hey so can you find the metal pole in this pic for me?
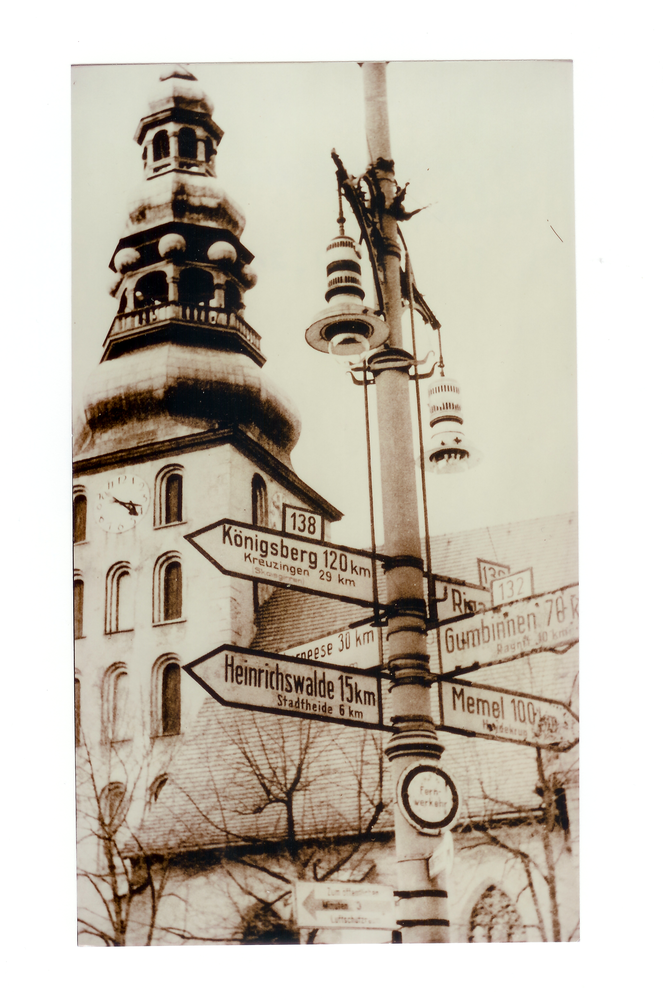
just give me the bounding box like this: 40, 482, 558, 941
361, 62, 451, 944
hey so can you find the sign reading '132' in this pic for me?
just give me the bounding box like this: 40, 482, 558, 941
440, 584, 579, 674
182, 644, 383, 729
185, 518, 381, 607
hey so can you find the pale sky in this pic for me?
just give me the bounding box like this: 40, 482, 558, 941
73, 61, 577, 550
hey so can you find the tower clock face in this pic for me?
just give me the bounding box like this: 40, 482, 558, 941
95, 473, 150, 533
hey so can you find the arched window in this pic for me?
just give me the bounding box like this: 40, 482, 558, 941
224, 282, 241, 313
105, 562, 132, 633
74, 576, 84, 639
165, 473, 183, 523
178, 267, 214, 307
153, 553, 184, 623
104, 666, 131, 743
134, 270, 168, 309
164, 562, 182, 620
73, 492, 87, 543
178, 127, 197, 159
204, 137, 214, 163
252, 475, 269, 613
149, 774, 169, 804
162, 663, 181, 735
100, 782, 126, 832
468, 886, 526, 943
74, 678, 81, 747
119, 289, 128, 313
252, 475, 268, 527
154, 465, 184, 527
153, 130, 170, 161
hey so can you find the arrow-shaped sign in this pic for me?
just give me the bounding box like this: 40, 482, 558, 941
182, 644, 384, 730
438, 676, 578, 752
438, 583, 579, 674
186, 518, 383, 608
294, 881, 396, 930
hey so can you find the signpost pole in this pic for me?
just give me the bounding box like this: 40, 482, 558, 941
362, 63, 450, 944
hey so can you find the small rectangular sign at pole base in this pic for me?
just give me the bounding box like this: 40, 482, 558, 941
294, 881, 397, 930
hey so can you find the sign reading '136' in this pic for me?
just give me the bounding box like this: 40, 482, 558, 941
185, 518, 381, 607
440, 584, 579, 674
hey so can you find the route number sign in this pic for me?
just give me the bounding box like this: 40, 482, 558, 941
282, 503, 323, 542
491, 568, 533, 606
477, 559, 510, 588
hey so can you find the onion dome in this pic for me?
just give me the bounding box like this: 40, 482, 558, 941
75, 344, 301, 467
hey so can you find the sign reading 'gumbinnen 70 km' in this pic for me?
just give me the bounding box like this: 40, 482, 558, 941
182, 644, 384, 729
440, 584, 579, 674
185, 519, 381, 607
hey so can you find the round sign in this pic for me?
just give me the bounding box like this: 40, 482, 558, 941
397, 763, 460, 836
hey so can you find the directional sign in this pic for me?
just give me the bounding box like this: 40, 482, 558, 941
491, 568, 533, 606
186, 518, 381, 608
439, 583, 579, 674
182, 644, 384, 730
434, 574, 492, 619
294, 881, 396, 931
438, 677, 579, 751
282, 621, 382, 670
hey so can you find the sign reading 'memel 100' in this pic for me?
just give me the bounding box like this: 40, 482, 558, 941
185, 518, 382, 608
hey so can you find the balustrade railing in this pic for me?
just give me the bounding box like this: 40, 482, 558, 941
110, 302, 261, 350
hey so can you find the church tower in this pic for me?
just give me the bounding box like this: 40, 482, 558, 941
73, 66, 340, 793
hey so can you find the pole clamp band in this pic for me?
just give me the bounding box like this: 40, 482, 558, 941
382, 554, 424, 572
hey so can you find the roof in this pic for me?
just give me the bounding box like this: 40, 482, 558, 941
137, 512, 578, 854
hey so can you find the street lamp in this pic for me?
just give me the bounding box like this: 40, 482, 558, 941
303, 62, 473, 944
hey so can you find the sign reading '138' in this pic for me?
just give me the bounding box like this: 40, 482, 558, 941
185, 518, 381, 607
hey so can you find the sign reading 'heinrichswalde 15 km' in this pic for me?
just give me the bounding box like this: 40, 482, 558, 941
185, 518, 381, 607
182, 645, 383, 729
440, 583, 579, 674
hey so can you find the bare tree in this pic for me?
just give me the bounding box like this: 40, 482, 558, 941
458, 745, 578, 942
154, 715, 390, 945
76, 742, 179, 947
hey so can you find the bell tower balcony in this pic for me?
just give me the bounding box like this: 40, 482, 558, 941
101, 299, 264, 365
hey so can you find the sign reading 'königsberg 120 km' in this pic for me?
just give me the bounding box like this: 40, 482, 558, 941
186, 518, 381, 607
440, 584, 579, 674
183, 644, 384, 730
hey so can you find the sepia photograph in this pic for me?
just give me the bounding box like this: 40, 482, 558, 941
72, 59, 579, 947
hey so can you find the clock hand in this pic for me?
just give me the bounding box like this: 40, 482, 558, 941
111, 497, 141, 516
